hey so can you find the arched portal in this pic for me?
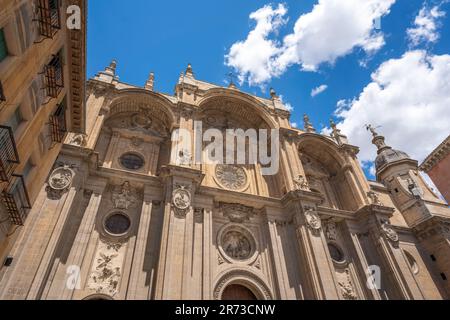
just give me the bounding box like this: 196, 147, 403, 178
222, 284, 258, 300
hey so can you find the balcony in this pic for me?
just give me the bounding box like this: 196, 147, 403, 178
35, 0, 61, 39
1, 175, 31, 226
50, 103, 67, 143
0, 126, 20, 183
43, 54, 64, 98
0, 80, 5, 103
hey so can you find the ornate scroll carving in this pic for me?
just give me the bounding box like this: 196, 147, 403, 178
220, 203, 254, 223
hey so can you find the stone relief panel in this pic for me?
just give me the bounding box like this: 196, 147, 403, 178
112, 181, 137, 210
87, 240, 126, 297
217, 224, 258, 265
336, 269, 358, 300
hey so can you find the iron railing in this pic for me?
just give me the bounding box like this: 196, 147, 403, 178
43, 54, 64, 98
1, 174, 31, 226
50, 103, 67, 143
0, 126, 20, 183
35, 0, 61, 39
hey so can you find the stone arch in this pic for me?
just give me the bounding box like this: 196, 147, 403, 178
198, 89, 278, 130
82, 293, 114, 300
298, 134, 359, 210
213, 269, 273, 300
105, 90, 176, 135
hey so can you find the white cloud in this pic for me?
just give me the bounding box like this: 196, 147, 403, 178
291, 122, 298, 128
407, 5, 446, 46
226, 0, 396, 85
225, 4, 287, 86
334, 50, 450, 167
311, 84, 328, 97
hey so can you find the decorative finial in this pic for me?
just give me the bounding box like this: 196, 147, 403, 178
227, 72, 237, 89
270, 88, 278, 99
145, 72, 155, 91
303, 114, 316, 133
366, 124, 390, 153
104, 59, 117, 76
329, 119, 348, 145
185, 63, 194, 77
365, 124, 380, 137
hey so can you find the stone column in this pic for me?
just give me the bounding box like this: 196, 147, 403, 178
292, 202, 340, 299
357, 206, 424, 300
126, 186, 157, 300
43, 181, 106, 300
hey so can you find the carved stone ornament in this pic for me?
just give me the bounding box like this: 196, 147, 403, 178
178, 149, 192, 166
88, 240, 125, 297
215, 164, 248, 191
381, 221, 399, 243
220, 203, 254, 223
326, 221, 338, 241
218, 224, 258, 264
367, 191, 383, 206
304, 206, 322, 231
112, 181, 137, 210
222, 230, 253, 261
46, 166, 75, 199
70, 133, 87, 147
172, 185, 191, 216
338, 269, 358, 300
293, 174, 310, 191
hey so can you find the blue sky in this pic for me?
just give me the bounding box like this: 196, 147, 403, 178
87, 0, 450, 178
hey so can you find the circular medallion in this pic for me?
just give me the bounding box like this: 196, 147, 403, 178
215, 165, 248, 191
49, 167, 74, 190
172, 187, 191, 210
218, 224, 257, 264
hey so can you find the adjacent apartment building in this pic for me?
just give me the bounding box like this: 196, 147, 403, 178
420, 135, 450, 204
0, 0, 86, 265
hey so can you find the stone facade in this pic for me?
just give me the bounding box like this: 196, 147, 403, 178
0, 0, 87, 266
0, 62, 449, 300
420, 135, 450, 204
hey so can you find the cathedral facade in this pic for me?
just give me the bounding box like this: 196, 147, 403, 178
0, 61, 449, 300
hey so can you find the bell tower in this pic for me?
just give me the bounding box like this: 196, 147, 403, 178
368, 125, 450, 297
